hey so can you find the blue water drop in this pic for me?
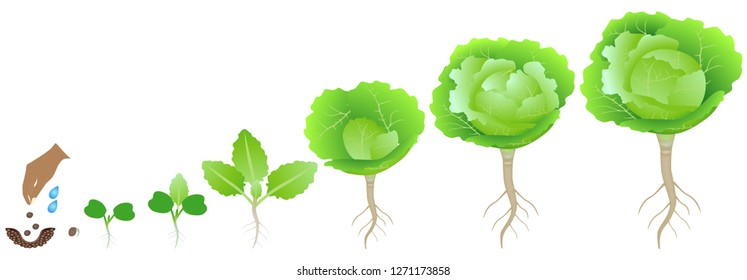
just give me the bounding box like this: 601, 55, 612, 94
49, 186, 59, 199
48, 200, 58, 213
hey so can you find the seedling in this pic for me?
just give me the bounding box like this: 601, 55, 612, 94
148, 173, 207, 248
83, 199, 135, 248
202, 129, 317, 248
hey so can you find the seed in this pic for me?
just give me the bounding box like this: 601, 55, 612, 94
68, 227, 78, 237
32, 224, 39, 230
24, 230, 31, 236
26, 212, 33, 218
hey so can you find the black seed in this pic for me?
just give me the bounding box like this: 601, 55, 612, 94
68, 227, 77, 237
32, 224, 39, 230
26, 212, 33, 218
24, 230, 31, 236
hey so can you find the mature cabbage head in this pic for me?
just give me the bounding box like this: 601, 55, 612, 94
602, 32, 706, 120
450, 58, 559, 136
583, 12, 742, 134
432, 38, 574, 149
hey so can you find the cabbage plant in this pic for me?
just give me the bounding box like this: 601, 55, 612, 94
431, 38, 574, 247
582, 12, 742, 248
305, 81, 424, 248
202, 129, 318, 248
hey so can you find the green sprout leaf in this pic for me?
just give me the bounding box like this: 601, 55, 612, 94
182, 194, 208, 216
84, 199, 106, 219
148, 191, 174, 214
249, 183, 262, 200
232, 129, 269, 185
582, 12, 742, 134
113, 203, 135, 221
169, 173, 189, 205
202, 161, 246, 196
83, 199, 134, 248
431, 38, 574, 149
305, 81, 425, 175
266, 161, 318, 200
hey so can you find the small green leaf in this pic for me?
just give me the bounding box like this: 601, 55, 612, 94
202, 161, 246, 196
84, 199, 106, 219
148, 191, 174, 214
266, 161, 317, 200
182, 194, 207, 216
232, 129, 269, 185
169, 173, 189, 205
250, 183, 262, 199
113, 203, 135, 221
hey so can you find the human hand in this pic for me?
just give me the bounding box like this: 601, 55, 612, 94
22, 144, 69, 205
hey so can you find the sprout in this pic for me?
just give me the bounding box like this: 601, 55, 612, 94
83, 199, 135, 248
148, 173, 207, 248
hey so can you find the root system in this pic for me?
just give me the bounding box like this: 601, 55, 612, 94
639, 134, 701, 248
484, 149, 538, 248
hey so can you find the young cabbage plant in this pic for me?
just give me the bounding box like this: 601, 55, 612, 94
83, 199, 135, 248
202, 129, 317, 248
148, 173, 207, 248
305, 81, 425, 248
582, 12, 742, 248
431, 38, 574, 247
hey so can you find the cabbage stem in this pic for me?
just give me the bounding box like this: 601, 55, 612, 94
499, 149, 518, 248
350, 175, 393, 249
363, 175, 378, 249
656, 134, 677, 248
639, 134, 701, 248
482, 149, 537, 248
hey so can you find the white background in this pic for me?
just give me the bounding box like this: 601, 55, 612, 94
0, 0, 745, 279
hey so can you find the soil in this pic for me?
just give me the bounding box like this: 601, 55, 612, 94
6, 228, 55, 248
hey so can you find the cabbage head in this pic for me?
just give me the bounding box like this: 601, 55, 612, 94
305, 81, 425, 175
582, 12, 742, 133
431, 38, 574, 149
